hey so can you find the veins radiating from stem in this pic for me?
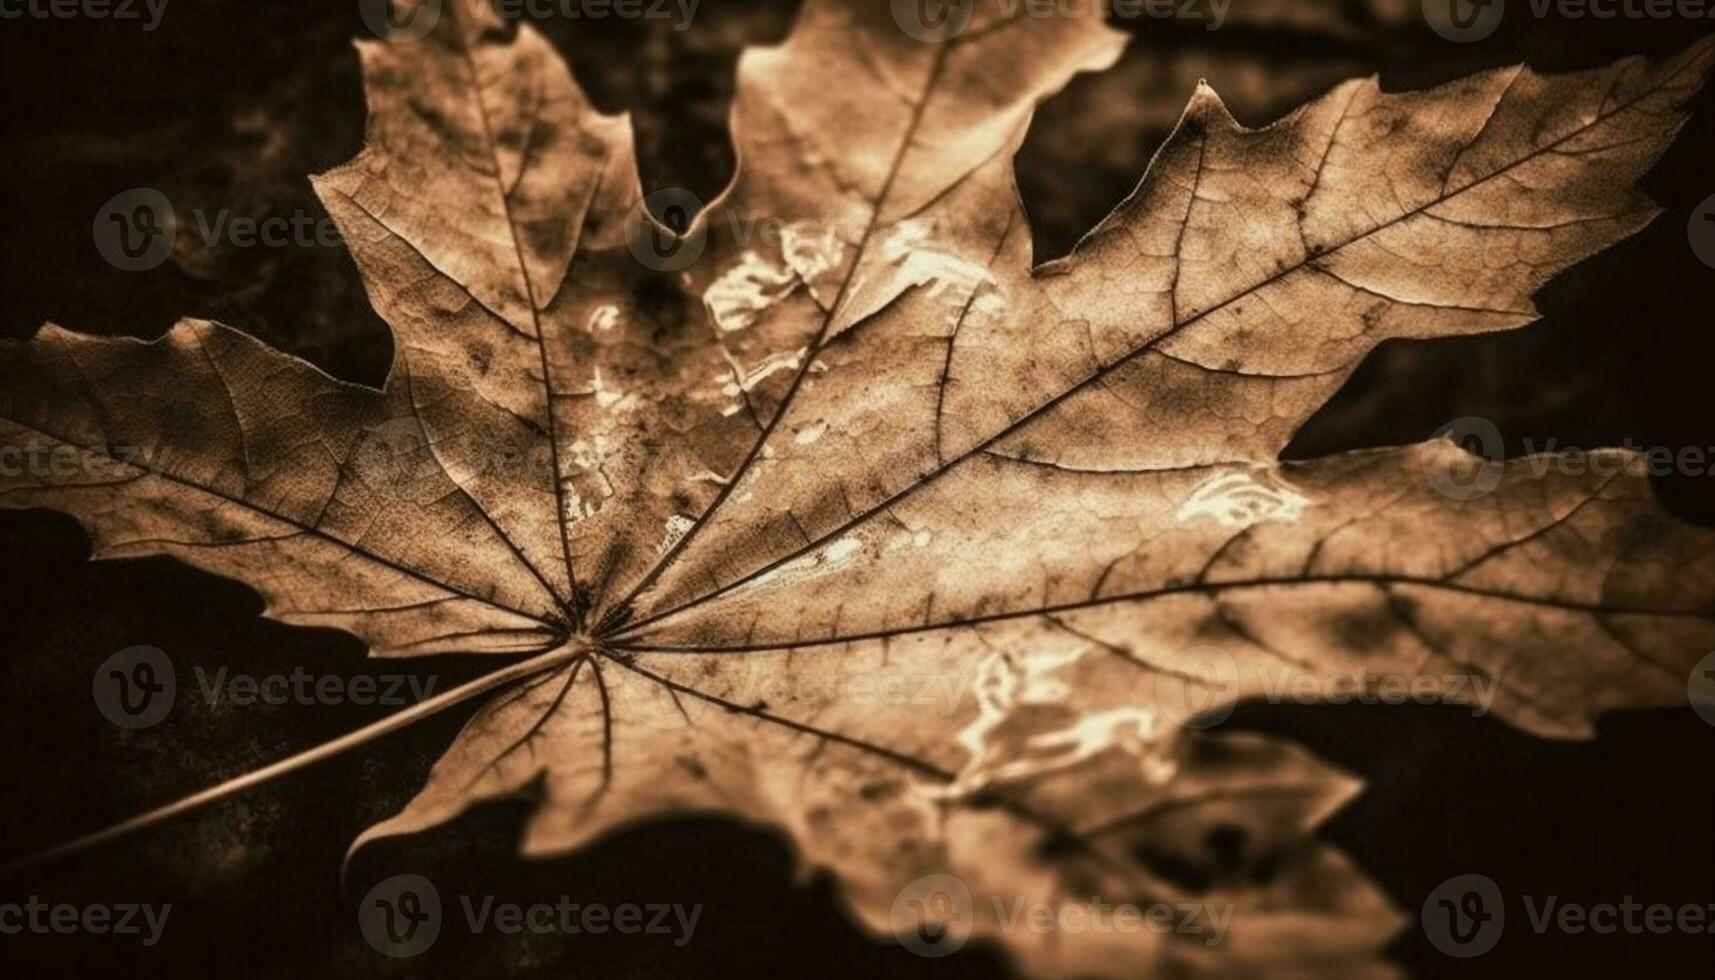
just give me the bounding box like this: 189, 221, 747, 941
601, 41, 959, 623
609, 572, 1708, 681
604, 51, 1708, 643
473, 654, 590, 786
451, 0, 585, 628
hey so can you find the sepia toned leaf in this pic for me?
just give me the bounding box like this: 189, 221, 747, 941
3, 1, 1710, 974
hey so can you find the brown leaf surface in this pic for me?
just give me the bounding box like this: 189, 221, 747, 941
3, 1, 1711, 975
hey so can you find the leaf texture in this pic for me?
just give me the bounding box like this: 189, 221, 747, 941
4, 1, 1712, 975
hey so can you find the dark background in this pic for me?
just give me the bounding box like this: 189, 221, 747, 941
1, 1, 1711, 976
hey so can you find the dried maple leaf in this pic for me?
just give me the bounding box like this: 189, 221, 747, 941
4, 1, 1713, 975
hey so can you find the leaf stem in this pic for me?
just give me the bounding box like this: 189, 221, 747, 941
2, 644, 586, 874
